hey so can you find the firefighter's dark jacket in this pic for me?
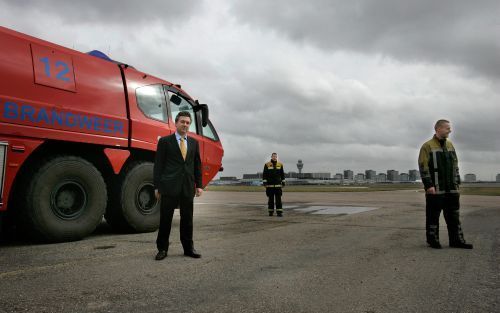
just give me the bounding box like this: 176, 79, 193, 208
418, 135, 460, 194
262, 161, 285, 187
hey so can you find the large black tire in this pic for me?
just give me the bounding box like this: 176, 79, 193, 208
105, 162, 160, 233
23, 156, 107, 242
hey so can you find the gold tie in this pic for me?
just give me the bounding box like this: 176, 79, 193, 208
180, 137, 187, 160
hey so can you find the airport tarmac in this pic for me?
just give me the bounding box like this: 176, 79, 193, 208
0, 190, 499, 313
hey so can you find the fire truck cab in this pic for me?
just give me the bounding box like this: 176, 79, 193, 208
0, 26, 223, 242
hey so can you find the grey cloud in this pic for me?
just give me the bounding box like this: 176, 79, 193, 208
453, 117, 500, 152
1, 0, 197, 26
1, 1, 497, 179
221, 132, 423, 178
230, 0, 500, 79
208, 59, 499, 178
214, 68, 424, 148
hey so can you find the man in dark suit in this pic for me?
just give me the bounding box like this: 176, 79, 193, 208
154, 111, 203, 260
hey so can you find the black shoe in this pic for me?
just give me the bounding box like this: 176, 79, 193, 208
450, 242, 473, 249
277, 212, 283, 217
184, 249, 202, 258
428, 241, 442, 249
155, 250, 168, 260
269, 212, 274, 216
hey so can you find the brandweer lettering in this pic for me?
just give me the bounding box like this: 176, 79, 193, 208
2, 101, 124, 134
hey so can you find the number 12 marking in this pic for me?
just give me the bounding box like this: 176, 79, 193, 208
39, 57, 71, 82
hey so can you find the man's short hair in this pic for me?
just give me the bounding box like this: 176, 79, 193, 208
271, 152, 277, 156
434, 119, 450, 130
175, 111, 192, 123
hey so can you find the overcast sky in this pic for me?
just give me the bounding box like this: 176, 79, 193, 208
1, 0, 499, 180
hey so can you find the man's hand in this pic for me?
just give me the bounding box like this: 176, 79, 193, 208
155, 189, 161, 200
426, 187, 436, 194
196, 188, 203, 197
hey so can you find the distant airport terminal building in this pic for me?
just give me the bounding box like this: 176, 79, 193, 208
214, 158, 428, 186
464, 173, 477, 182
387, 170, 399, 181
213, 156, 495, 186
409, 170, 420, 181
343, 170, 354, 180
365, 170, 376, 180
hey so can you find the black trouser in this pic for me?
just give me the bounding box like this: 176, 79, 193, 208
425, 193, 466, 245
156, 195, 194, 252
266, 188, 283, 213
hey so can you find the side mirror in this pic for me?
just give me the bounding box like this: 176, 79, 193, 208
200, 104, 209, 127
193, 100, 209, 127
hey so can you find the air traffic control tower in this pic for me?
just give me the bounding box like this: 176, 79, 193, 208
297, 159, 303, 174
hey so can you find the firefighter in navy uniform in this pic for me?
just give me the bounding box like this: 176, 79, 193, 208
262, 153, 285, 217
418, 119, 473, 249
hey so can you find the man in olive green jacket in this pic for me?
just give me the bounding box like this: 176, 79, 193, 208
418, 119, 473, 249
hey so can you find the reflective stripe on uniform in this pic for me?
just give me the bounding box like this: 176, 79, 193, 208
434, 172, 440, 191
432, 149, 440, 191
432, 149, 439, 169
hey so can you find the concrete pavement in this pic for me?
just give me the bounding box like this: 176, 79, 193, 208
0, 190, 498, 312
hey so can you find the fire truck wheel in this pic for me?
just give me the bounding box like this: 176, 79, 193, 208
105, 162, 160, 232
24, 156, 107, 242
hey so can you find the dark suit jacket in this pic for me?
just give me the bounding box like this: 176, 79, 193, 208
154, 133, 202, 198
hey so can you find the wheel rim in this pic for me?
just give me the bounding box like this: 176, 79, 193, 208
50, 180, 87, 220
135, 182, 157, 215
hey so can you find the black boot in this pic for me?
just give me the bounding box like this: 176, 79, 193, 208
427, 224, 441, 249
450, 242, 473, 249
428, 241, 442, 249
269, 211, 274, 216
449, 225, 473, 249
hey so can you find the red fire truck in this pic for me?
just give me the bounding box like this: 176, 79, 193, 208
0, 26, 223, 242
